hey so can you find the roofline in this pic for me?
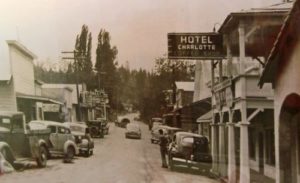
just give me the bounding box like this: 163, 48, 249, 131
219, 10, 289, 33
259, 0, 298, 87
6, 40, 37, 59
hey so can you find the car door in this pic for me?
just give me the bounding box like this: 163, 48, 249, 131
57, 126, 68, 151
10, 115, 29, 157
48, 125, 59, 151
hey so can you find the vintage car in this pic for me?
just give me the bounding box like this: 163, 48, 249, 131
86, 119, 106, 138
151, 125, 181, 144
149, 117, 163, 130
168, 132, 212, 173
28, 120, 78, 163
0, 111, 50, 168
116, 117, 130, 128
64, 122, 94, 157
125, 123, 141, 139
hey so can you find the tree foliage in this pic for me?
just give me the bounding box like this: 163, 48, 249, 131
95, 29, 118, 108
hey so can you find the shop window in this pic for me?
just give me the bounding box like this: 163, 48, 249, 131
249, 128, 256, 160
265, 129, 275, 165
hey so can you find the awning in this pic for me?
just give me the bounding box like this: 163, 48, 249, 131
197, 110, 212, 123
16, 93, 63, 105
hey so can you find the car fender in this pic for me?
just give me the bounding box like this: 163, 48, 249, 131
63, 140, 79, 155
0, 142, 15, 163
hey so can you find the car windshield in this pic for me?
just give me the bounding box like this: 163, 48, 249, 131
127, 124, 139, 131
70, 125, 86, 133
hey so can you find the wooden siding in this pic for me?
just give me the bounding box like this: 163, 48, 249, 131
0, 81, 17, 111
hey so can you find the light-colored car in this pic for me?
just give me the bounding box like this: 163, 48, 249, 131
151, 125, 181, 144
64, 122, 94, 157
28, 121, 79, 163
125, 123, 141, 139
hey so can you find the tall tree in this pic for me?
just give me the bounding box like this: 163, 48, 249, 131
74, 25, 94, 88
95, 29, 118, 109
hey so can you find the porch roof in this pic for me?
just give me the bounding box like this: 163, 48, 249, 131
259, 0, 299, 87
16, 92, 63, 105
197, 110, 212, 123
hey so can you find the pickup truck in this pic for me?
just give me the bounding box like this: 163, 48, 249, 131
0, 111, 50, 168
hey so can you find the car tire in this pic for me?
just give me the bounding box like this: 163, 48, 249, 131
90, 150, 93, 156
0, 147, 14, 166
84, 148, 90, 157
36, 146, 47, 168
64, 146, 75, 163
151, 139, 154, 144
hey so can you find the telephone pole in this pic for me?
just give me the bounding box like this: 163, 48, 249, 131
61, 50, 86, 121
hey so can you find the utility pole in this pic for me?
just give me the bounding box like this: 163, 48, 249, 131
62, 50, 86, 121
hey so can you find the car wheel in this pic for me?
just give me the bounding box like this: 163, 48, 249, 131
90, 150, 93, 156
64, 146, 75, 163
84, 148, 90, 157
36, 146, 47, 168
151, 139, 154, 144
0, 147, 14, 165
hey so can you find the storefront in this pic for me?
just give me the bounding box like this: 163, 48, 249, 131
211, 2, 291, 183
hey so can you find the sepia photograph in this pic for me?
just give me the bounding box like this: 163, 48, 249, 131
0, 0, 299, 182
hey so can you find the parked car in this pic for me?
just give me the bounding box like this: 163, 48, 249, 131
151, 125, 181, 144
149, 117, 163, 130
168, 132, 212, 173
96, 118, 109, 135
0, 111, 50, 168
116, 117, 130, 128
64, 122, 94, 157
28, 120, 78, 163
86, 120, 105, 138
125, 123, 141, 139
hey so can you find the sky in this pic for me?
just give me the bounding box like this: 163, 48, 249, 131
0, 0, 282, 71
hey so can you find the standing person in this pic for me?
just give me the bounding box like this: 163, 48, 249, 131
159, 129, 168, 168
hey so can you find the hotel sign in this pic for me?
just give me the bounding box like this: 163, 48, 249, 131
168, 33, 224, 59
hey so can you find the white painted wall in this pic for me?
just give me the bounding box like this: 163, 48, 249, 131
274, 41, 300, 183
193, 61, 211, 102
9, 45, 35, 95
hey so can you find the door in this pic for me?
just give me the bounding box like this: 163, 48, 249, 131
10, 115, 29, 157
48, 125, 59, 151
57, 126, 68, 151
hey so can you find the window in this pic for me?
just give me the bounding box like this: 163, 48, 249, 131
58, 127, 66, 134
265, 129, 275, 165
48, 126, 56, 133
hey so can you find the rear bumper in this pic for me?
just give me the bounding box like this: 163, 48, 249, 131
125, 133, 141, 139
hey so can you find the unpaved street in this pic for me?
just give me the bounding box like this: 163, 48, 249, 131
0, 119, 218, 183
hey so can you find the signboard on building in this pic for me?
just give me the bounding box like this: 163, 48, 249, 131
43, 104, 60, 112
168, 33, 224, 59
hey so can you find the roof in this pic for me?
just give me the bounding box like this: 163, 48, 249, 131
197, 110, 212, 123
16, 92, 63, 105
259, 0, 299, 87
219, 1, 292, 33
0, 111, 23, 118
42, 84, 85, 104
29, 120, 66, 128
175, 81, 194, 91
6, 40, 37, 60
0, 75, 12, 84
42, 84, 73, 92
175, 131, 203, 138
